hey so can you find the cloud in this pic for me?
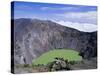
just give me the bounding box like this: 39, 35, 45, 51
62, 11, 96, 18
39, 7, 97, 32
40, 6, 79, 11
55, 11, 97, 24
15, 4, 34, 11
54, 20, 97, 32
40, 7, 51, 10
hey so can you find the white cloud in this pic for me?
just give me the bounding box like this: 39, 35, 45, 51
53, 20, 97, 32
39, 7, 97, 32
52, 11, 97, 32
55, 11, 97, 24
62, 11, 96, 18
40, 6, 79, 11
40, 7, 50, 10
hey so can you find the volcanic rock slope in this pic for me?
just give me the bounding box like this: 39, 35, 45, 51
12, 18, 97, 65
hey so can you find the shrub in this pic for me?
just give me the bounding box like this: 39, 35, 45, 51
46, 57, 71, 71
23, 64, 30, 67
68, 61, 76, 65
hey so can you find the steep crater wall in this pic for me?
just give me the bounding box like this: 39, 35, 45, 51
12, 19, 97, 65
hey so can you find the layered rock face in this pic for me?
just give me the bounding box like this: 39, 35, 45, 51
12, 18, 97, 65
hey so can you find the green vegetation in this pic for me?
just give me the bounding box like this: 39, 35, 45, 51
47, 58, 71, 71
32, 49, 82, 65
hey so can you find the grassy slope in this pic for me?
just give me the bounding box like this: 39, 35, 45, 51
32, 49, 82, 65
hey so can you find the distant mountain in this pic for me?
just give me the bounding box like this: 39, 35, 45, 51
12, 18, 97, 65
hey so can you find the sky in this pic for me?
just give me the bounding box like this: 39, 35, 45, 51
12, 1, 97, 32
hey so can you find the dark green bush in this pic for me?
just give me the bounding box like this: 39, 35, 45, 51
23, 64, 30, 67
46, 57, 71, 71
